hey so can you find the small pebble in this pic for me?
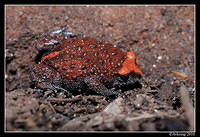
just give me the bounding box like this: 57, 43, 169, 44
157, 56, 162, 60
134, 94, 145, 109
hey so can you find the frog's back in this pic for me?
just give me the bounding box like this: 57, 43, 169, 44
42, 37, 127, 81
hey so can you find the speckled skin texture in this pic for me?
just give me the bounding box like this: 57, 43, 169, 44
30, 26, 142, 97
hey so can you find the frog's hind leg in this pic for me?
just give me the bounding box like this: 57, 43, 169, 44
35, 82, 73, 97
51, 25, 86, 38
36, 25, 85, 51
62, 31, 86, 38
50, 25, 69, 35
30, 64, 73, 97
51, 85, 74, 97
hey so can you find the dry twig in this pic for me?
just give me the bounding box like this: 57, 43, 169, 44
47, 95, 82, 103
172, 71, 195, 83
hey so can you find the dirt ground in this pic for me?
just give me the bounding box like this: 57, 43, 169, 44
5, 5, 195, 132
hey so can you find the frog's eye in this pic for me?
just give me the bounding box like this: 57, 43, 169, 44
118, 52, 142, 76
120, 74, 129, 82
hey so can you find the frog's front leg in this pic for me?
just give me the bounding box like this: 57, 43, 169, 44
84, 75, 119, 96
30, 64, 73, 97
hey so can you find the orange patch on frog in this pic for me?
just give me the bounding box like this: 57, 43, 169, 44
118, 51, 142, 75
41, 49, 66, 64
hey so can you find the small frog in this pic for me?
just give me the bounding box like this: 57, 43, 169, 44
30, 25, 142, 97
